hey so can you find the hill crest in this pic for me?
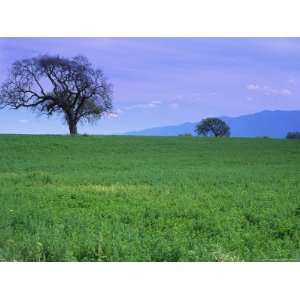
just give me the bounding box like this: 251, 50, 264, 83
125, 110, 300, 138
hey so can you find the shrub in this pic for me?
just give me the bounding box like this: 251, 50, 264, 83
286, 132, 300, 139
178, 133, 192, 137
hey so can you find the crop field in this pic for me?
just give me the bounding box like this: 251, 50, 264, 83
0, 135, 299, 261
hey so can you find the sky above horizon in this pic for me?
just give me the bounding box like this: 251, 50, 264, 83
1, 37, 300, 134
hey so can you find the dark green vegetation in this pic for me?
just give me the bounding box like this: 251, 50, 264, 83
195, 117, 230, 137
0, 135, 300, 261
287, 132, 300, 139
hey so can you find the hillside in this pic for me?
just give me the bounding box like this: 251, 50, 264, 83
0, 135, 300, 261
126, 110, 300, 138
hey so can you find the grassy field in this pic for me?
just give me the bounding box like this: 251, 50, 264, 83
0, 134, 299, 261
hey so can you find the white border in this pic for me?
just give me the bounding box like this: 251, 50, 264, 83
0, 262, 299, 299
1, 1, 300, 299
1, 0, 300, 37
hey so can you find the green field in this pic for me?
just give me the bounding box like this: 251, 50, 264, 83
0, 135, 299, 261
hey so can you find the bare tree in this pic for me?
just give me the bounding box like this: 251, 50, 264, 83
0, 55, 113, 135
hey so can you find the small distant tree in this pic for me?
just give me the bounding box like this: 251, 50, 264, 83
286, 132, 300, 139
195, 118, 230, 137
178, 133, 192, 137
0, 55, 113, 135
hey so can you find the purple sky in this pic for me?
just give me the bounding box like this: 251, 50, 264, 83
0, 37, 300, 134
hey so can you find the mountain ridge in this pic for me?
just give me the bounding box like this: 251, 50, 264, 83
125, 110, 300, 138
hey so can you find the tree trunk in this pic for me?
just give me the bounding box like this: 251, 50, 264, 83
68, 120, 78, 135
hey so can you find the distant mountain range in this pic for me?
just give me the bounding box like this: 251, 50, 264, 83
126, 110, 300, 138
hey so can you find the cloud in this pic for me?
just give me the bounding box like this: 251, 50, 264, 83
19, 119, 29, 123
246, 84, 292, 96
107, 112, 119, 118
281, 89, 292, 96
123, 100, 162, 110
148, 100, 162, 107
288, 79, 296, 85
247, 84, 260, 90
106, 109, 123, 118
263, 86, 292, 96
251, 38, 300, 55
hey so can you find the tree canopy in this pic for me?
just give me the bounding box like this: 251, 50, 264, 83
0, 55, 113, 134
195, 117, 230, 137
